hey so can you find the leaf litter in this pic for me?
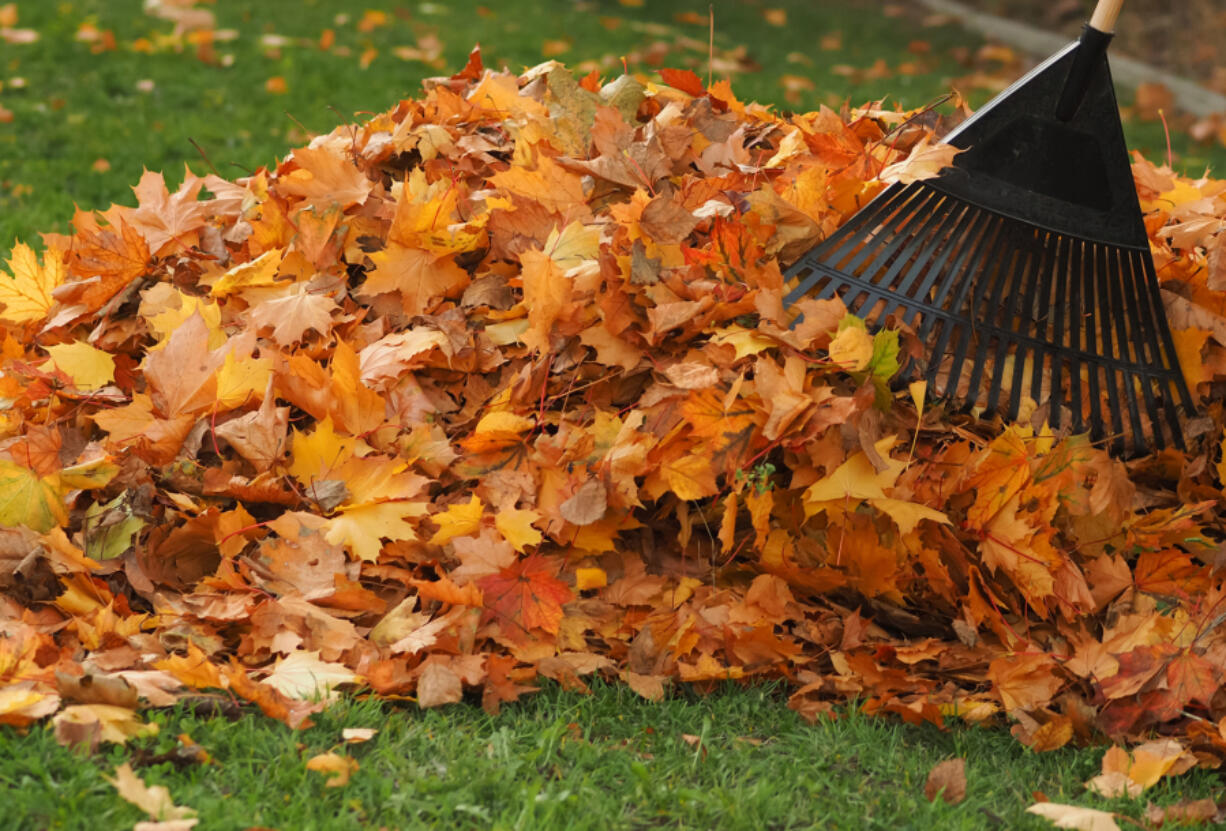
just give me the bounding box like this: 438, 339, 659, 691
2, 47, 1226, 820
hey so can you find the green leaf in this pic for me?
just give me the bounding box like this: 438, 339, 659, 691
83, 494, 146, 561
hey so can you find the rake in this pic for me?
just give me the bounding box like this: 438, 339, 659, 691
784, 0, 1196, 453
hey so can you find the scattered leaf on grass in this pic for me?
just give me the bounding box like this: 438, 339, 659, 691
923, 758, 966, 804
305, 752, 359, 787
1026, 802, 1120, 831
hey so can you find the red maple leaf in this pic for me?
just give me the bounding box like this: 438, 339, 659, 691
478, 554, 572, 637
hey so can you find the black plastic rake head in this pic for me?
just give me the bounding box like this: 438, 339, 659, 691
784, 1, 1197, 455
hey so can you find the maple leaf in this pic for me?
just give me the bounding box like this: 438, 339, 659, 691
520, 247, 574, 354
142, 312, 223, 416
878, 137, 961, 185
488, 152, 587, 213
53, 704, 157, 748
416, 660, 463, 708
209, 248, 286, 298
478, 554, 572, 636
325, 500, 428, 563
987, 653, 1063, 712
923, 758, 966, 805
494, 507, 543, 552
0, 241, 65, 323
360, 243, 470, 316
129, 168, 207, 254
0, 460, 67, 532
58, 214, 150, 315
43, 341, 115, 390
429, 495, 484, 545
264, 650, 360, 701
153, 643, 223, 690
278, 146, 373, 210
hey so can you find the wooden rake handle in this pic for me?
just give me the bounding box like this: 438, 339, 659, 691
1089, 0, 1124, 33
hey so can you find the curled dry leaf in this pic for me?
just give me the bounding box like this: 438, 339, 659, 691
106, 762, 197, 823
305, 751, 359, 787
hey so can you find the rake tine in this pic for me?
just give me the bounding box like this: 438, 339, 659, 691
964, 222, 1025, 402
1091, 241, 1126, 448
1027, 230, 1059, 425
1135, 249, 1188, 447
1119, 248, 1166, 448
985, 230, 1037, 414
929, 215, 1011, 397
1103, 245, 1142, 453
901, 202, 980, 326
1066, 239, 1086, 434
853, 193, 965, 322
916, 208, 993, 340
1008, 230, 1053, 421
1088, 242, 1108, 446
1049, 234, 1075, 431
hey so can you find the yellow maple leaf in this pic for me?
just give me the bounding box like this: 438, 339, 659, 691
44, 341, 115, 390
707, 324, 775, 360
827, 324, 873, 371
142, 287, 224, 350
430, 495, 484, 545
871, 497, 951, 536
288, 416, 363, 485
0, 460, 66, 532
105, 762, 193, 819
215, 351, 273, 410
325, 500, 427, 562
544, 220, 601, 270
803, 436, 903, 507
878, 137, 961, 185
662, 452, 719, 501
475, 410, 535, 436
210, 248, 285, 298
494, 506, 543, 552
0, 242, 65, 323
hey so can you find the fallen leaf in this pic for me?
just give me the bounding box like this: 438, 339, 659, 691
1026, 802, 1121, 831
305, 752, 359, 787
924, 758, 966, 804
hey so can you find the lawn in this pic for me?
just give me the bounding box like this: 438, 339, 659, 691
4, 682, 1223, 830
2, 2, 1225, 830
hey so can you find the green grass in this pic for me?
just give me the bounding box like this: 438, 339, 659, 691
3, 0, 1222, 252
2, 682, 1221, 830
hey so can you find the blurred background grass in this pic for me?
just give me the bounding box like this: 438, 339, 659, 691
1, 0, 1223, 253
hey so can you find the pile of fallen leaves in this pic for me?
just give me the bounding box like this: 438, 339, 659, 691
3, 48, 1226, 798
